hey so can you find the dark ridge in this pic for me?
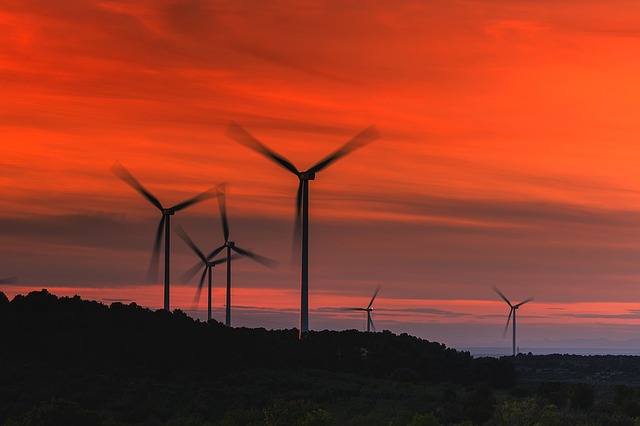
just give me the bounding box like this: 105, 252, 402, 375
0, 289, 518, 424
6, 290, 640, 424
0, 289, 514, 386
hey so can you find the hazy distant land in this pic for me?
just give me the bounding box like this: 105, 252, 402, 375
464, 344, 640, 358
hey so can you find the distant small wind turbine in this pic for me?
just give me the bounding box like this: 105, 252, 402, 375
176, 226, 229, 322
226, 122, 380, 338
493, 285, 534, 356
209, 184, 276, 327
111, 162, 216, 311
346, 285, 381, 332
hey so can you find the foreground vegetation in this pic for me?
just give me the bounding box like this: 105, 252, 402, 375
1, 290, 640, 425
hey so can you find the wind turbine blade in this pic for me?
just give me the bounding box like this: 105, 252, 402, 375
291, 180, 303, 267
111, 162, 164, 211
180, 249, 237, 282
370, 315, 376, 333
216, 184, 230, 242
192, 267, 207, 305
343, 307, 368, 311
204, 245, 226, 262
308, 125, 380, 173
146, 215, 165, 283
367, 285, 381, 310
171, 186, 217, 212
225, 121, 299, 175
232, 245, 277, 269
181, 261, 204, 283
211, 254, 237, 266
492, 285, 512, 307
503, 308, 513, 338
198, 267, 207, 293
515, 296, 534, 308
211, 258, 226, 267
175, 225, 206, 263
0, 276, 17, 284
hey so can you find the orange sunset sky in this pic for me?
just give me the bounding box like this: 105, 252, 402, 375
3, 0, 640, 350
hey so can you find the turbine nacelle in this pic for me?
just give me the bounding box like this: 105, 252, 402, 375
298, 171, 316, 181
225, 241, 236, 248
162, 209, 176, 216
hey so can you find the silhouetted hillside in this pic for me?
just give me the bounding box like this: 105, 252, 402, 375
0, 290, 517, 425
7, 291, 640, 424
8, 291, 640, 425
0, 289, 515, 385
514, 352, 640, 385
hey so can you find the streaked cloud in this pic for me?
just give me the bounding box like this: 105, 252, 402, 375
3, 0, 640, 346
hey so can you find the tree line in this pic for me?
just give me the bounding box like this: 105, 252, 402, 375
6, 290, 640, 425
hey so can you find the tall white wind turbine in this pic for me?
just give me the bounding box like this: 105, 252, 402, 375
226, 122, 380, 338
346, 285, 381, 332
111, 162, 216, 311
176, 226, 229, 321
208, 184, 275, 327
493, 285, 534, 356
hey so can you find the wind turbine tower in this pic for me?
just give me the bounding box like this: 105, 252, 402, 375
111, 162, 216, 311
176, 226, 229, 321
347, 285, 381, 332
226, 122, 379, 338
206, 184, 275, 327
493, 285, 534, 356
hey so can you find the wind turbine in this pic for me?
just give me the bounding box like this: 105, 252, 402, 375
346, 285, 381, 332
208, 184, 275, 327
226, 122, 380, 338
492, 286, 534, 356
111, 162, 216, 311
176, 226, 229, 322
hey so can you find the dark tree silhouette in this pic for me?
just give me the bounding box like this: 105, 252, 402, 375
0, 290, 522, 425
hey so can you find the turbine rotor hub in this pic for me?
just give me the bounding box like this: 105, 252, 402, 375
299, 171, 316, 181
163, 209, 175, 215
